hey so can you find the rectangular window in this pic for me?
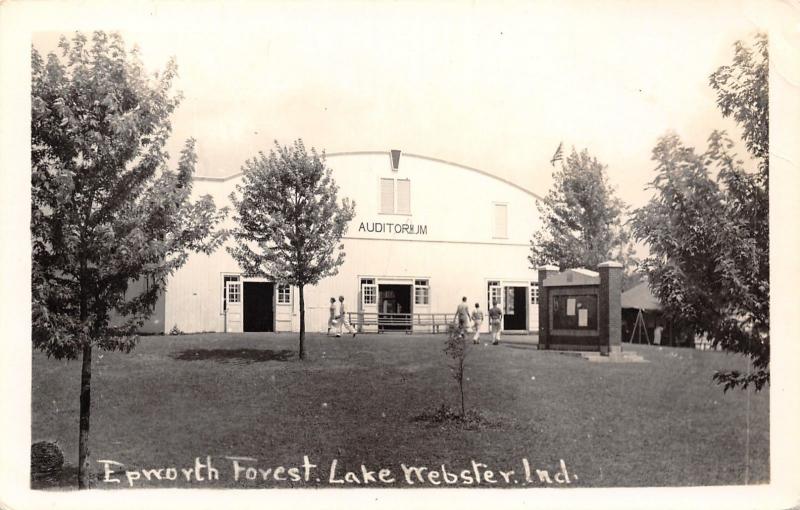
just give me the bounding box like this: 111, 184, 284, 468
414, 279, 429, 305
493, 203, 508, 238
487, 282, 502, 310
530, 282, 539, 305
277, 284, 291, 305
380, 178, 395, 214
227, 282, 241, 304
222, 274, 241, 312
396, 179, 411, 214
379, 178, 412, 215
363, 284, 376, 305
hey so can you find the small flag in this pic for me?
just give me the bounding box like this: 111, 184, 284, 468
550, 142, 563, 167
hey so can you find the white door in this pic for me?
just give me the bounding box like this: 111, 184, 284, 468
504, 286, 516, 329
488, 283, 503, 332
488, 284, 503, 310
360, 283, 378, 332
225, 280, 243, 333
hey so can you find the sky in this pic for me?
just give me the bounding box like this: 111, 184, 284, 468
31, 1, 767, 210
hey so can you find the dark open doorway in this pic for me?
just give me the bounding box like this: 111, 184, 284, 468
378, 284, 412, 331
243, 282, 274, 332
503, 286, 528, 331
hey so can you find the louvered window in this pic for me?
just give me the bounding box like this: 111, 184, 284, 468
380, 178, 394, 214
380, 178, 411, 215
396, 179, 411, 214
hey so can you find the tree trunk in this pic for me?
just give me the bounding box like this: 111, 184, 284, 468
459, 359, 466, 417
78, 342, 92, 489
459, 381, 465, 417
298, 284, 306, 360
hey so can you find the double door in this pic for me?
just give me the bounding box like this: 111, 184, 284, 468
224, 279, 274, 332
488, 283, 528, 331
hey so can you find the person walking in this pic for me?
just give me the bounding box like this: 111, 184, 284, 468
327, 297, 337, 336
336, 295, 357, 338
471, 303, 484, 344
488, 298, 503, 345
453, 297, 471, 339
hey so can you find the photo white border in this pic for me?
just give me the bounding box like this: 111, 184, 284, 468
1, 1, 798, 509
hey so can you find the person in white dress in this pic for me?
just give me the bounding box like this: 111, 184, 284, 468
327, 297, 337, 335
336, 295, 357, 338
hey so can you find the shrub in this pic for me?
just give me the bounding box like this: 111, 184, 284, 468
31, 441, 64, 476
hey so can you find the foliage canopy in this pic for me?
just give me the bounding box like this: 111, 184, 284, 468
229, 139, 356, 358
632, 33, 769, 391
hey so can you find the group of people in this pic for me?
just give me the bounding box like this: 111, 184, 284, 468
326, 294, 504, 343
327, 296, 357, 338
454, 296, 503, 345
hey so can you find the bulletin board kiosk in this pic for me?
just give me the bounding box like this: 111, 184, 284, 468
537, 261, 623, 356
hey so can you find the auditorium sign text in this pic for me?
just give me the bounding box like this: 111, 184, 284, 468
357, 221, 428, 236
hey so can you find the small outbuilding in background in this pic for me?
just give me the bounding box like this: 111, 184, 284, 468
620, 281, 695, 348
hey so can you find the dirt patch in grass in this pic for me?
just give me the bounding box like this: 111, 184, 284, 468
31, 464, 80, 490
413, 404, 506, 431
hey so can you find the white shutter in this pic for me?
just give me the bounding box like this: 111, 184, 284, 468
396, 179, 411, 214
493, 203, 508, 238
380, 178, 395, 214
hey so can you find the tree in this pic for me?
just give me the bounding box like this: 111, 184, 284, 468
632, 33, 768, 391
709, 33, 768, 178
228, 139, 356, 360
529, 148, 637, 287
443, 325, 470, 417
31, 31, 227, 488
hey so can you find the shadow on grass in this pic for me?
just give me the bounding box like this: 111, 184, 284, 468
31, 464, 79, 490
170, 348, 296, 364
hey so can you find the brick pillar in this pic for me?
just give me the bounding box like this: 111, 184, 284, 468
536, 264, 560, 350
598, 261, 623, 356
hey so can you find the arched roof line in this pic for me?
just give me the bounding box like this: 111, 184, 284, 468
194, 150, 544, 202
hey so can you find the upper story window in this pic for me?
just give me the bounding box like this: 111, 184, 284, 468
493, 203, 508, 239
380, 179, 394, 214
380, 178, 411, 215
277, 284, 291, 305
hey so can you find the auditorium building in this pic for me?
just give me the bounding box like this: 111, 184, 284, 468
138, 150, 544, 335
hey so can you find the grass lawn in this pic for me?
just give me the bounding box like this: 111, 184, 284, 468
31, 332, 769, 489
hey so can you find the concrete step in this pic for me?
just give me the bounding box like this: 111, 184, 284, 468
578, 351, 648, 363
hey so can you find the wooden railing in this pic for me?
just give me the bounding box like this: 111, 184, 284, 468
347, 312, 454, 334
